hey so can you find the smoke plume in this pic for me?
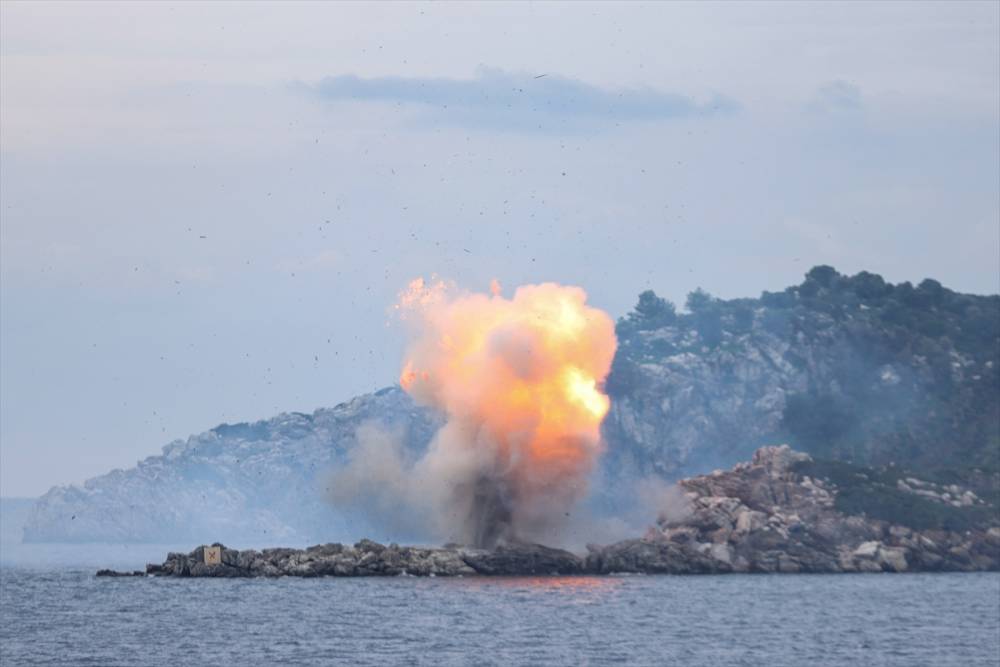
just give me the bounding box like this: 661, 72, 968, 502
333, 278, 618, 548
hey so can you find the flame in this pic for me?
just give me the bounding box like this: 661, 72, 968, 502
396, 278, 617, 546
563, 366, 609, 419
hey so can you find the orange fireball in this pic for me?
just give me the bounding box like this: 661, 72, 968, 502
395, 277, 617, 545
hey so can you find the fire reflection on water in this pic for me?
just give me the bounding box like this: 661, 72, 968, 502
439, 575, 628, 597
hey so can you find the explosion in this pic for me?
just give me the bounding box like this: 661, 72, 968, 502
394, 278, 617, 547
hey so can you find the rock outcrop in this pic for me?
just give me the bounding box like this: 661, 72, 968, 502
138, 540, 583, 578
599, 445, 999, 574
109, 446, 998, 578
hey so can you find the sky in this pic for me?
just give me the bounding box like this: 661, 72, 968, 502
1, 1, 998, 497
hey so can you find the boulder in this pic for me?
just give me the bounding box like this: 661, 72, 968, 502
460, 543, 584, 575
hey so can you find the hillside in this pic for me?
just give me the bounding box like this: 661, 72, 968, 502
604, 266, 999, 481
23, 388, 439, 544
24, 267, 999, 543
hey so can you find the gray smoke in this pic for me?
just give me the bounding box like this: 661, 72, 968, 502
328, 422, 692, 550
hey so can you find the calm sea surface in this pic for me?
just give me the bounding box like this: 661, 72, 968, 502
1, 567, 998, 666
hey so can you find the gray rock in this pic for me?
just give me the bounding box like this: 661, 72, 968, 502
460, 543, 584, 575
877, 546, 908, 572
628, 446, 997, 575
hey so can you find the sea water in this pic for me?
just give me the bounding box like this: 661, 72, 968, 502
1, 564, 998, 666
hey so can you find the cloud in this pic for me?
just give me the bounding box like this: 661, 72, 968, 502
306, 66, 737, 132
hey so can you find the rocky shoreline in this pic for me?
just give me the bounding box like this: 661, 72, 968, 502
633, 444, 1000, 574
98, 446, 999, 578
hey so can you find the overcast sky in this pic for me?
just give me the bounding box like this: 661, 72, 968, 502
2, 1, 998, 496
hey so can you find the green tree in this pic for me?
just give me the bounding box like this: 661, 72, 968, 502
806, 265, 840, 288
633, 290, 676, 327
686, 288, 714, 312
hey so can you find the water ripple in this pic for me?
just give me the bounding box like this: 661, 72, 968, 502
1, 569, 998, 666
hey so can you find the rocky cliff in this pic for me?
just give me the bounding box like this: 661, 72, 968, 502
604, 266, 999, 478
108, 445, 998, 578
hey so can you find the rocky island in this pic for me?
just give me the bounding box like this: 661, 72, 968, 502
38, 269, 1000, 548
100, 446, 999, 578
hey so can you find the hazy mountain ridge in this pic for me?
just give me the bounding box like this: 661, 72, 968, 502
23, 388, 440, 544
22, 266, 999, 543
